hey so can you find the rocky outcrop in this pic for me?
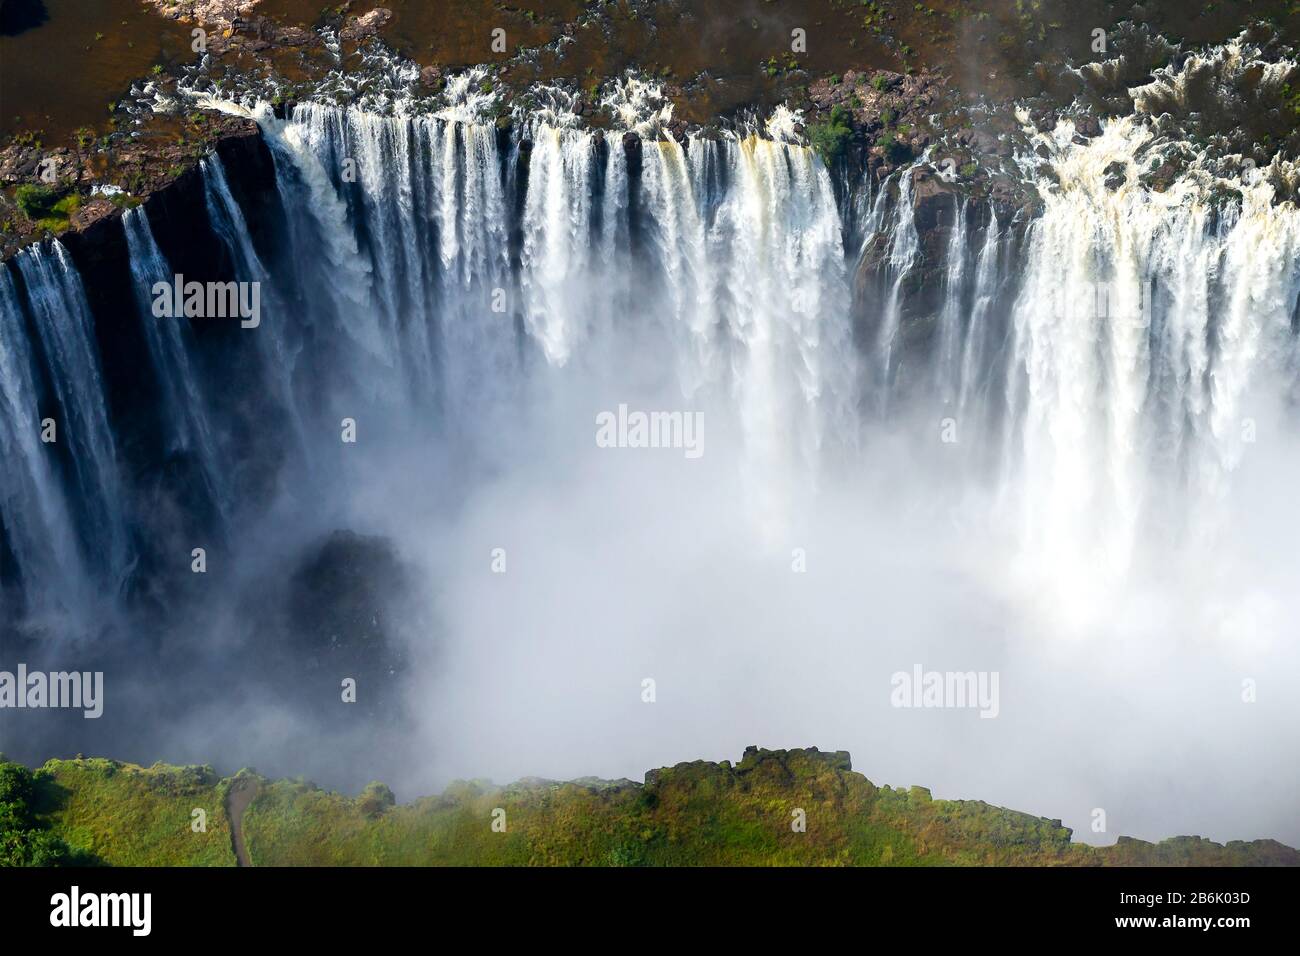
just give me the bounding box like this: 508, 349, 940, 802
339, 7, 393, 41
0, 113, 261, 259
806, 69, 952, 178
143, 0, 263, 27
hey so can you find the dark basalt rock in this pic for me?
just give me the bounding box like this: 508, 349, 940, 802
1071, 114, 1103, 138
1028, 108, 1057, 133
1103, 160, 1128, 191
911, 167, 964, 235
242, 529, 417, 730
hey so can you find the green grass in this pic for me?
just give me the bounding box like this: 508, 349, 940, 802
15, 184, 63, 219
32, 758, 236, 866
4, 749, 1296, 867
14, 185, 82, 234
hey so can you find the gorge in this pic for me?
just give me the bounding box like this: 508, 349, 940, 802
1, 2, 1299, 853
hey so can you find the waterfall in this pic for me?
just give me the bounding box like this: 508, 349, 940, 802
259, 102, 518, 429
200, 153, 304, 446
0, 266, 86, 620
1006, 116, 1300, 578
10, 242, 131, 595
123, 206, 227, 517
2, 25, 1298, 844
520, 125, 605, 367
955, 205, 1003, 425
873, 170, 920, 411
1, 80, 1297, 635
227, 96, 857, 531
932, 195, 967, 406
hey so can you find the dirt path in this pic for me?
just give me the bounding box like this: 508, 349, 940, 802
225, 778, 259, 867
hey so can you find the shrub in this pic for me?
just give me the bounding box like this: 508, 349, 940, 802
0, 760, 74, 867
876, 131, 913, 163
15, 183, 63, 220
358, 781, 396, 818
808, 104, 854, 165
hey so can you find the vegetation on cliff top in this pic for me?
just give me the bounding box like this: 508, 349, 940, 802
0, 758, 77, 866
2, 748, 1295, 867
808, 104, 855, 165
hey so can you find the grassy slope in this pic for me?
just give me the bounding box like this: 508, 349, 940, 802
33, 758, 236, 866
15, 748, 1298, 866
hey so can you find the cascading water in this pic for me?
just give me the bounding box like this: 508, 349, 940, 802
0, 266, 85, 621
1002, 116, 1300, 587
4, 242, 131, 611
191, 85, 856, 537
2, 42, 1299, 843
2, 66, 1296, 631
873, 169, 920, 412
955, 205, 1004, 425
123, 206, 227, 518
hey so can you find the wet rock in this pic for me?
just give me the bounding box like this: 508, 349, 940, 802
68, 197, 116, 232
145, 0, 261, 26
1141, 160, 1181, 193
2, 115, 263, 258
988, 178, 1026, 218
276, 26, 314, 47
871, 71, 901, 93
1029, 108, 1057, 133
0, 144, 43, 184
245, 529, 414, 727
911, 167, 963, 234
339, 8, 393, 42
1072, 115, 1103, 138
1103, 161, 1127, 191
0, 145, 86, 188
972, 129, 1012, 157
